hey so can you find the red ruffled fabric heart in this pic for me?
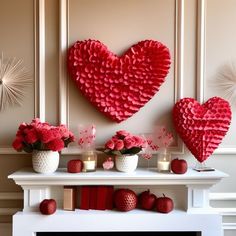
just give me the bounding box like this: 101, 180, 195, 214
173, 97, 232, 162
67, 39, 171, 123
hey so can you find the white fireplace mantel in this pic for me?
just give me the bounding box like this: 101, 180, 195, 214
9, 168, 228, 236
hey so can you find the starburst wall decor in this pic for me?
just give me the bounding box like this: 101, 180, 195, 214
214, 60, 236, 105
0, 53, 32, 111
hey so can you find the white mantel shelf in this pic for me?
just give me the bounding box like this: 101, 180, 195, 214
9, 167, 228, 186
9, 168, 228, 236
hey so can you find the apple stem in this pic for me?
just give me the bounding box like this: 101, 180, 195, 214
163, 193, 166, 197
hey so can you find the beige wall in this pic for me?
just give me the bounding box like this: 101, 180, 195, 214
0, 0, 236, 235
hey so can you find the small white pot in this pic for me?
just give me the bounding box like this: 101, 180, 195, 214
32, 150, 59, 174
115, 154, 138, 173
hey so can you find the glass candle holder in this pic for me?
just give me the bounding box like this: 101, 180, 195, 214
157, 148, 171, 172
82, 150, 97, 172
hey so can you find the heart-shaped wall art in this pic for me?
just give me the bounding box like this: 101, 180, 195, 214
67, 39, 171, 123
173, 97, 232, 163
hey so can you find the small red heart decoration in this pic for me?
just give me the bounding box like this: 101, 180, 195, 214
173, 97, 231, 163
67, 39, 171, 123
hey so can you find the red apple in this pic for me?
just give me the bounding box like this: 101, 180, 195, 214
67, 159, 83, 173
114, 189, 137, 212
139, 190, 157, 210
171, 158, 188, 174
156, 194, 174, 213
39, 199, 57, 215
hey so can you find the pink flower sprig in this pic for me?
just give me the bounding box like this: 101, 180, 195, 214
98, 130, 146, 156
154, 126, 173, 149
146, 138, 159, 151
140, 135, 159, 160
78, 124, 96, 150
12, 118, 75, 153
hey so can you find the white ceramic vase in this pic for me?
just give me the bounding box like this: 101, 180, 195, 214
115, 154, 138, 173
32, 150, 59, 174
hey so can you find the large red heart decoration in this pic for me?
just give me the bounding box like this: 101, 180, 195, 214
173, 97, 231, 162
67, 39, 171, 123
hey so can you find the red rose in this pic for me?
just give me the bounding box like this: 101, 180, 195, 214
31, 118, 41, 125
39, 128, 61, 143
16, 129, 23, 137
12, 137, 23, 151
105, 139, 115, 150
34, 121, 50, 130
46, 138, 64, 151
19, 122, 27, 131
111, 136, 119, 142
115, 140, 124, 151
25, 129, 38, 144
51, 128, 62, 139
12, 118, 74, 153
59, 124, 70, 138
116, 130, 130, 138
38, 128, 54, 143
124, 136, 136, 149
133, 135, 144, 147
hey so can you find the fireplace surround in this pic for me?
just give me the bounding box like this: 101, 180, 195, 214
9, 168, 227, 236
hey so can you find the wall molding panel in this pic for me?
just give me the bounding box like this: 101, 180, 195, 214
210, 192, 236, 201
35, 0, 46, 122
210, 192, 236, 216
59, 0, 69, 126
0, 192, 23, 200
196, 0, 206, 104
0, 0, 46, 155
0, 223, 12, 236
59, 0, 185, 155
0, 208, 21, 216
196, 0, 236, 154
223, 223, 236, 230
0, 192, 23, 217
210, 192, 236, 233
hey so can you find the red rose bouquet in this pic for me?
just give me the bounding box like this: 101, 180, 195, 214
99, 130, 146, 156
12, 118, 75, 152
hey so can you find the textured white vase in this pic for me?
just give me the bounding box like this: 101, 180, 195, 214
32, 150, 59, 174
115, 154, 138, 173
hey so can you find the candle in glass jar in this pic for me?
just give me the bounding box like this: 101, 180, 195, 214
157, 160, 170, 172
83, 157, 96, 172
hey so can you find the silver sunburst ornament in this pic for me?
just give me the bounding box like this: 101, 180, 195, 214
215, 60, 236, 105
0, 53, 32, 111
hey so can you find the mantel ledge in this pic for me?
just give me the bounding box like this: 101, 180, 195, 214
8, 167, 228, 187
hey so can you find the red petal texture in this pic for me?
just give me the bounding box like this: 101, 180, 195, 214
67, 39, 171, 123
173, 97, 232, 163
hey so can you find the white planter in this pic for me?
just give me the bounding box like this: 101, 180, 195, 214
115, 154, 138, 173
32, 150, 59, 174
